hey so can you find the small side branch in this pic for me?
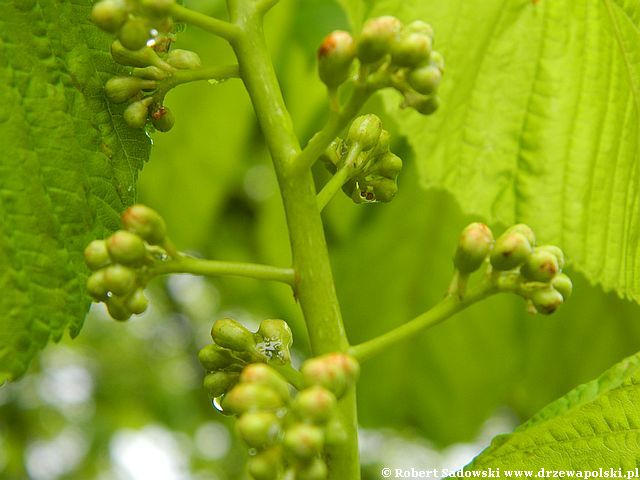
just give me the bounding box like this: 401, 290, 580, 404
170, 4, 241, 40
151, 64, 240, 102
150, 255, 296, 285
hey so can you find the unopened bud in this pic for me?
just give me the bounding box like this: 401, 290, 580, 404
405, 20, 434, 39
407, 64, 441, 95
105, 77, 156, 104
453, 222, 494, 274
236, 411, 281, 449
317, 30, 356, 88
118, 18, 151, 51
551, 273, 572, 300
430, 51, 445, 73
103, 264, 137, 296
111, 40, 168, 69
256, 319, 292, 363
301, 353, 360, 398
91, 0, 128, 33
531, 287, 563, 315
411, 94, 440, 115
126, 289, 148, 315
165, 49, 202, 70
84, 240, 111, 271
357, 16, 402, 63
106, 297, 132, 321
121, 204, 167, 245
521, 247, 560, 282
247, 447, 283, 480
373, 152, 402, 178
297, 458, 329, 480
106, 230, 147, 265
283, 423, 324, 459
123, 100, 150, 129
490, 232, 532, 271
87, 270, 109, 301
150, 106, 175, 132
538, 245, 565, 270
221, 383, 284, 415
348, 114, 383, 150
211, 318, 257, 352
504, 224, 536, 247
292, 386, 337, 424
203, 371, 240, 398
390, 32, 431, 67
198, 343, 241, 371
240, 364, 290, 402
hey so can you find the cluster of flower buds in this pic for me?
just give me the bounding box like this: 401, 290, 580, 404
317, 16, 444, 115
322, 114, 403, 204
452, 223, 572, 315
84, 204, 172, 321
91, 0, 202, 132
198, 318, 294, 402
202, 351, 358, 480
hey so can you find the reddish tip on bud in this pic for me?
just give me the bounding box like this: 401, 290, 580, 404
531, 287, 563, 315
236, 411, 281, 449
293, 386, 337, 424
317, 30, 356, 88
106, 230, 147, 265
84, 240, 111, 271
490, 231, 532, 271
240, 364, 290, 402
301, 353, 360, 398
521, 247, 560, 282
121, 204, 167, 245
357, 16, 402, 63
453, 222, 494, 274
221, 383, 284, 415
283, 423, 324, 459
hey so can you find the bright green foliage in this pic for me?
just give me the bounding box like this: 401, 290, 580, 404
0, 0, 150, 382
367, 0, 640, 302
466, 351, 640, 470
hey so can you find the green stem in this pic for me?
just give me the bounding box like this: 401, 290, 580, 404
150, 256, 295, 285
317, 166, 352, 210
170, 4, 241, 40
226, 2, 360, 478
294, 86, 371, 174
153, 64, 240, 102
349, 285, 496, 363
271, 363, 306, 390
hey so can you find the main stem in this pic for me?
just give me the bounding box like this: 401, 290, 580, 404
227, 3, 360, 478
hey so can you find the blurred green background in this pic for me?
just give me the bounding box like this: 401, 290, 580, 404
2, 0, 640, 478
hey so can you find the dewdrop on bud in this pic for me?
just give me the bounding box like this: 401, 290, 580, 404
203, 371, 240, 398
390, 32, 431, 67
531, 287, 563, 315
150, 106, 175, 132
521, 247, 560, 282
240, 364, 290, 402
123, 100, 150, 129
106, 230, 147, 265
247, 447, 283, 480
126, 289, 149, 315
221, 383, 284, 415
317, 30, 356, 89
211, 318, 256, 353
301, 353, 360, 398
91, 0, 128, 33
293, 386, 337, 424
552, 273, 573, 300
84, 240, 110, 270
198, 343, 242, 371
121, 204, 167, 245
106, 297, 132, 321
408, 64, 441, 95
490, 231, 532, 271
357, 16, 402, 63
348, 114, 383, 150
105, 77, 156, 104
103, 264, 137, 296
256, 318, 293, 364
236, 411, 281, 449
118, 18, 151, 51
87, 270, 109, 301
453, 222, 494, 274
283, 423, 324, 459
297, 458, 329, 480
165, 49, 202, 70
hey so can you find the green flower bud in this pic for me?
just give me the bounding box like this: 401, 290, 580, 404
411, 94, 440, 115
126, 289, 148, 315
87, 270, 109, 301
283, 423, 324, 459
405, 20, 434, 39
121, 204, 167, 245
357, 16, 402, 64
105, 77, 156, 104
132, 66, 169, 81
317, 30, 356, 88
370, 129, 391, 158
106, 297, 132, 321
453, 222, 494, 273
521, 247, 560, 282
150, 106, 175, 132
211, 318, 257, 352
407, 64, 441, 95
292, 386, 337, 424
111, 40, 169, 69
324, 417, 348, 446
297, 458, 329, 480
118, 18, 151, 51
538, 245, 565, 270
551, 273, 573, 300
203, 371, 240, 398
84, 239, 111, 271
236, 411, 281, 449
240, 364, 291, 402
504, 224, 536, 247
372, 152, 402, 178
198, 343, 242, 371
301, 353, 360, 399
256, 319, 293, 364
371, 177, 398, 202
106, 230, 147, 265
490, 232, 532, 271
91, 0, 128, 33
221, 383, 284, 415
391, 32, 431, 67
123, 100, 150, 129
247, 447, 283, 480
103, 264, 137, 296
430, 51, 445, 73
531, 287, 563, 315
140, 0, 174, 17
165, 49, 202, 70
348, 114, 383, 150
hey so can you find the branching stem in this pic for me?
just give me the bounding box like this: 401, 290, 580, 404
169, 4, 241, 40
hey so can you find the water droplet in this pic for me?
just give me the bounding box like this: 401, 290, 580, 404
207, 78, 228, 86
212, 396, 224, 413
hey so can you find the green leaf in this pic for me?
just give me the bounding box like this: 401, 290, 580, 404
0, 0, 150, 382
466, 351, 640, 470
369, 0, 640, 302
